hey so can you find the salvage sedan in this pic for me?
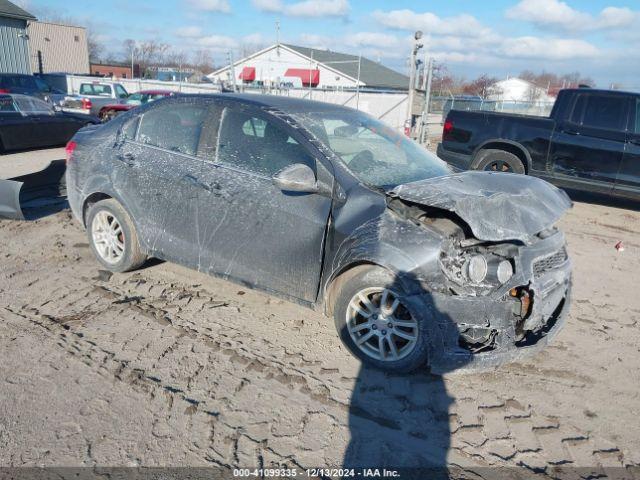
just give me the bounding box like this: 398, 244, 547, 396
65, 94, 573, 373
0, 94, 99, 153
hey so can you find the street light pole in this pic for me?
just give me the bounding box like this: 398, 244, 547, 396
406, 31, 424, 138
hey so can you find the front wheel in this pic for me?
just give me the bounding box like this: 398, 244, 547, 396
86, 199, 146, 272
332, 266, 431, 373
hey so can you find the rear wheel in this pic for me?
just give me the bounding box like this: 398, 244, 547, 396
473, 149, 525, 174
332, 266, 430, 372
100, 110, 117, 123
86, 199, 146, 272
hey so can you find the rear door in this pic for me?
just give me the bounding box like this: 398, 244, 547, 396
615, 96, 640, 197
195, 104, 334, 302
549, 92, 630, 193
113, 98, 212, 265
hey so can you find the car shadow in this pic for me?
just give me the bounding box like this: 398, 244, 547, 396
343, 270, 470, 477
564, 188, 640, 211
2, 160, 68, 220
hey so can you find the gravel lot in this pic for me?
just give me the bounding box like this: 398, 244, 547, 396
1, 150, 639, 476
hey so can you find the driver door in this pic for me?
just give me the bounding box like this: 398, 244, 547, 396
195, 104, 334, 302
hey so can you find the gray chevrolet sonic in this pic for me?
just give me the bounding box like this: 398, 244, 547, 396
66, 93, 573, 373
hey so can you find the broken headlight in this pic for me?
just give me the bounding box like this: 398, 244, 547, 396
441, 249, 515, 292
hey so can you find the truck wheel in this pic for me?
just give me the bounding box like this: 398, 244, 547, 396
86, 199, 146, 272
473, 149, 526, 174
332, 266, 431, 373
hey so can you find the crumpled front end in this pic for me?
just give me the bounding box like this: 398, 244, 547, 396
426, 229, 572, 374
385, 171, 573, 373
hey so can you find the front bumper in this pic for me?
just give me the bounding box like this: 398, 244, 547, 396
425, 233, 572, 374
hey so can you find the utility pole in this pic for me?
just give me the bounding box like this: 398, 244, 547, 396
406, 31, 424, 138
419, 57, 433, 146
355, 54, 361, 110
228, 51, 237, 92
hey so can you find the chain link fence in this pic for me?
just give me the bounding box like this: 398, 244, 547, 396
430, 96, 555, 123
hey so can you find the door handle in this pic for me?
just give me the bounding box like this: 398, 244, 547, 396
116, 152, 137, 167
563, 129, 580, 136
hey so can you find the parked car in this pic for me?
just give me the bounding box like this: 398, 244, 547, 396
98, 90, 174, 122
437, 88, 640, 200
0, 94, 99, 153
65, 94, 572, 373
62, 81, 129, 116
0, 73, 66, 104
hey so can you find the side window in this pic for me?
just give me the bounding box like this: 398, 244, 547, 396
216, 108, 312, 176
0, 97, 17, 112
79, 84, 92, 95
115, 84, 128, 99
569, 94, 587, 124
137, 102, 208, 156
121, 116, 139, 140
580, 94, 628, 131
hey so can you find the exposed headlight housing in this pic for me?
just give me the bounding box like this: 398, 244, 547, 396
466, 255, 488, 284
497, 260, 514, 284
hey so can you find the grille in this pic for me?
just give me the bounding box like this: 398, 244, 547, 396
533, 247, 568, 278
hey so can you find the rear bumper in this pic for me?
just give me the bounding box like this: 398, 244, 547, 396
436, 143, 472, 172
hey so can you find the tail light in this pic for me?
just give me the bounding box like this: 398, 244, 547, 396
0, 88, 9, 94
81, 98, 92, 110
65, 140, 77, 165
443, 119, 454, 140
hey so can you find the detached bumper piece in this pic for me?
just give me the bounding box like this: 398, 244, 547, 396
0, 161, 67, 220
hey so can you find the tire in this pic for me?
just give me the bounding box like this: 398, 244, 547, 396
332, 266, 431, 373
473, 149, 526, 174
86, 199, 146, 272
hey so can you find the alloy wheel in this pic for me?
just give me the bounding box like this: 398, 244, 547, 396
91, 211, 125, 264
346, 287, 418, 361
484, 160, 513, 172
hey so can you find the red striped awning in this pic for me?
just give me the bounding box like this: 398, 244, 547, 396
284, 68, 320, 87
239, 67, 256, 81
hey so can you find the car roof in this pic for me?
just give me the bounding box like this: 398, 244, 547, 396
562, 88, 640, 98
139, 90, 173, 95
180, 92, 358, 114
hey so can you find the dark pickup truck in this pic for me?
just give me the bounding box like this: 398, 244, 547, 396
437, 88, 640, 200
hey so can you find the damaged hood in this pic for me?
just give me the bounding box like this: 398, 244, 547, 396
390, 171, 572, 242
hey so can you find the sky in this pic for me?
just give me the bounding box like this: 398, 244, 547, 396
15, 0, 640, 88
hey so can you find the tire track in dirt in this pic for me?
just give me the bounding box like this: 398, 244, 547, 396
5, 267, 636, 473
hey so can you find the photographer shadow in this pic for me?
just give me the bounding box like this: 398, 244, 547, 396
343, 270, 471, 478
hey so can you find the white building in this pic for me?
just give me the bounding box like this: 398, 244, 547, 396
208, 43, 409, 91
487, 77, 555, 103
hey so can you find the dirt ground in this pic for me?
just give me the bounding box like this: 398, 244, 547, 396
1, 151, 640, 476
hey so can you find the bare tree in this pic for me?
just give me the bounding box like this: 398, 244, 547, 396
124, 39, 169, 78
192, 49, 215, 74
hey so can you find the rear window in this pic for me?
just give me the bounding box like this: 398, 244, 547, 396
137, 102, 208, 155
79, 84, 112, 96
0, 75, 37, 90
572, 93, 628, 131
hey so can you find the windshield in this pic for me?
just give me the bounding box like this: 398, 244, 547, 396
292, 109, 451, 189
126, 92, 165, 106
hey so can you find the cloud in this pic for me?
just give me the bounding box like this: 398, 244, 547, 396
186, 0, 231, 13
372, 9, 491, 38
175, 26, 203, 38
505, 0, 637, 31
195, 35, 237, 50
343, 32, 402, 49
251, 0, 282, 13
253, 0, 349, 18
498, 36, 601, 59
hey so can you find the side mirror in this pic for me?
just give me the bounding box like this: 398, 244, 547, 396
273, 164, 319, 193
